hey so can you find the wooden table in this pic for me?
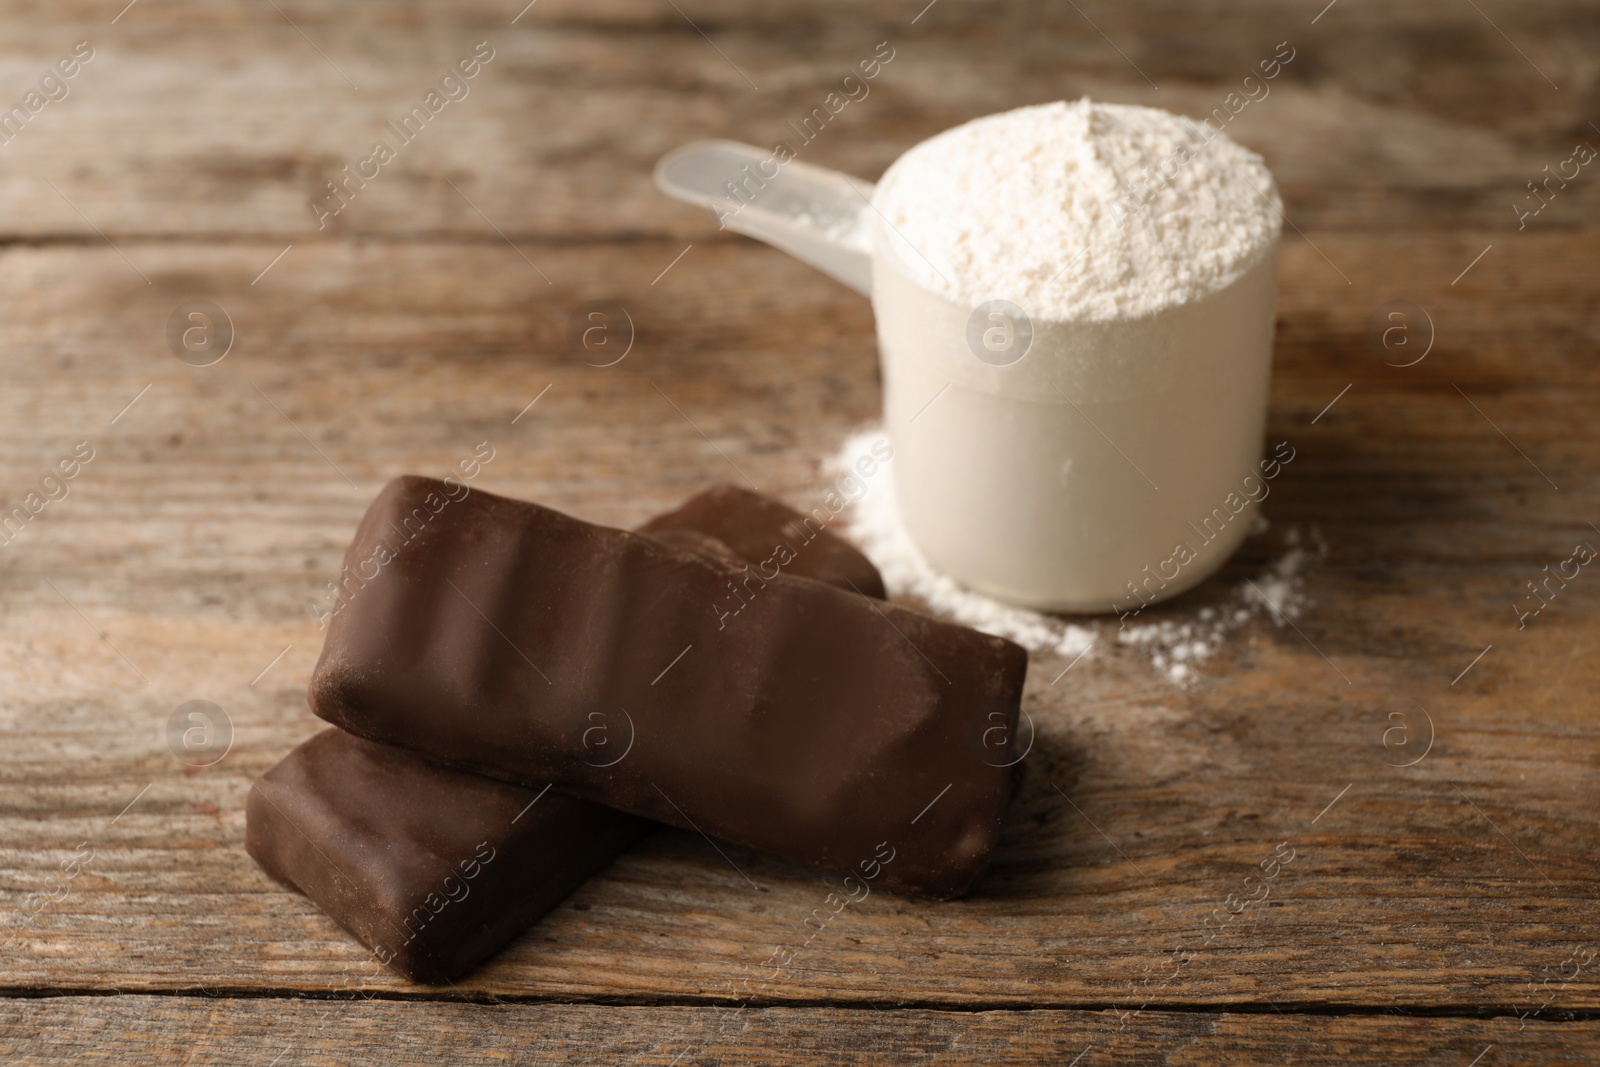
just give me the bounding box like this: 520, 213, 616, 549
2, 1, 1597, 1062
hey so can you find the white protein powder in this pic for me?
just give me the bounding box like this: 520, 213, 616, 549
864, 99, 1284, 610
872, 98, 1281, 322
1116, 528, 1321, 685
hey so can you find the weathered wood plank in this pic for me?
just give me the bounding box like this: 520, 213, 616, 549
0, 0, 1594, 238
0, 234, 1595, 1010
4, 997, 1598, 1066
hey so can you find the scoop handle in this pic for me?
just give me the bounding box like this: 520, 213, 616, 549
654, 140, 875, 298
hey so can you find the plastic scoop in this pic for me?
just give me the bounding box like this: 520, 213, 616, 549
653, 139, 875, 297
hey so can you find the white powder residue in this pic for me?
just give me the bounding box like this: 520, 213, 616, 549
825, 428, 1324, 686
785, 204, 873, 254
827, 428, 1096, 661
1117, 530, 1323, 686
871, 98, 1281, 322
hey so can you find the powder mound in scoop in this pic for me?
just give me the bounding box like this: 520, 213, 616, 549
871, 99, 1282, 322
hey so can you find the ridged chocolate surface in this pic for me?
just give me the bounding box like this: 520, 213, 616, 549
247, 486, 889, 981
311, 476, 1028, 898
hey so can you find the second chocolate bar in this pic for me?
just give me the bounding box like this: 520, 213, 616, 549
639, 484, 886, 599
246, 727, 648, 984
312, 477, 1028, 899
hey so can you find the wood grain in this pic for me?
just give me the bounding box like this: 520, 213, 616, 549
0, 1, 1595, 239
4, 997, 1598, 1066
0, 237, 1595, 1013
1, 0, 1597, 1060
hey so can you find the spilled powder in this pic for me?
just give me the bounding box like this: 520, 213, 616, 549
1116, 530, 1322, 685
785, 205, 874, 254
824, 427, 1321, 685
827, 428, 1096, 661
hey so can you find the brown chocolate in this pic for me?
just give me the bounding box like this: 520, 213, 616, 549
248, 486, 891, 981
310, 476, 1028, 898
245, 728, 649, 984
639, 484, 887, 599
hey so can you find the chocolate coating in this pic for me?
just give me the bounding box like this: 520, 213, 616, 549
248, 487, 889, 981
311, 476, 1028, 898
245, 728, 650, 984
639, 484, 887, 599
